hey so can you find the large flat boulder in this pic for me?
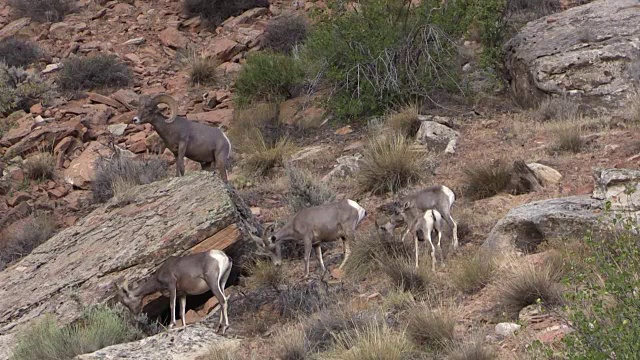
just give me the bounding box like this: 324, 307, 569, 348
0, 172, 260, 352
504, 0, 640, 110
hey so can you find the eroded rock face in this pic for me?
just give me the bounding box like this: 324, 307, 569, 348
0, 172, 260, 352
504, 0, 640, 110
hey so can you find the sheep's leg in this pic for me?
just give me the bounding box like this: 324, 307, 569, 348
215, 159, 228, 183
303, 236, 313, 278
440, 208, 459, 251
427, 230, 436, 272
437, 228, 445, 268
168, 285, 177, 328
314, 245, 326, 274
176, 141, 187, 177
205, 274, 229, 335
414, 232, 420, 269
179, 295, 187, 327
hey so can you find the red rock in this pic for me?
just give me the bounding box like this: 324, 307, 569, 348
198, 296, 219, 316
63, 142, 113, 189
184, 309, 202, 325
54, 136, 79, 168
111, 90, 139, 110
330, 268, 344, 280
47, 187, 68, 199
128, 131, 147, 143
158, 27, 188, 49
63, 215, 78, 227
0, 17, 30, 40
8, 168, 24, 182
128, 140, 147, 153
61, 190, 91, 211
110, 111, 137, 125
29, 103, 43, 115
186, 109, 233, 127
88, 92, 125, 109
207, 38, 246, 62
0, 113, 34, 147
7, 192, 32, 207
335, 126, 353, 135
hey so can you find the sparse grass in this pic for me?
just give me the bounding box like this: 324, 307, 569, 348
275, 326, 310, 360
463, 160, 511, 200
247, 259, 287, 292
58, 55, 132, 93
446, 336, 496, 360
91, 154, 169, 203
11, 304, 143, 360
344, 227, 413, 280
383, 256, 433, 295
0, 64, 54, 115
533, 97, 580, 122
357, 133, 431, 195
498, 260, 564, 314
188, 56, 220, 86
286, 165, 335, 213
451, 249, 495, 294
243, 132, 296, 176
550, 123, 584, 154
228, 102, 281, 153
202, 344, 238, 360
0, 37, 43, 68
234, 51, 304, 106
8, 0, 73, 22
24, 152, 55, 181
183, 0, 269, 29
406, 304, 456, 350
305, 306, 376, 353
276, 282, 337, 321
264, 15, 309, 54
386, 104, 421, 138
326, 320, 414, 360
0, 213, 55, 271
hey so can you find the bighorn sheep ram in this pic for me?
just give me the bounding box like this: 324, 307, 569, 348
113, 250, 233, 334
252, 199, 367, 278
132, 93, 232, 182
382, 185, 458, 251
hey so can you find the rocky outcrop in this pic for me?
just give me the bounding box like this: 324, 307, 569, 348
504, 0, 640, 110
75, 321, 239, 360
482, 168, 640, 252
0, 172, 261, 352
416, 121, 459, 154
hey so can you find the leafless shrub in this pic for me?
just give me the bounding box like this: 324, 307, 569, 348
0, 37, 44, 68
533, 97, 580, 122
8, 0, 73, 22
264, 15, 309, 54
0, 213, 56, 271
276, 281, 334, 320
58, 55, 132, 93
24, 152, 55, 181
286, 165, 335, 213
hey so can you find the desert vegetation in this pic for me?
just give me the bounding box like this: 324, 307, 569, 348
57, 55, 132, 93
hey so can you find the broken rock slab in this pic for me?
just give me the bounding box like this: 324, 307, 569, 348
63, 141, 113, 189
0, 172, 261, 351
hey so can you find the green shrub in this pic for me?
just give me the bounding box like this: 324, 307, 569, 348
234, 51, 304, 106
562, 214, 640, 359
183, 0, 269, 29
8, 0, 73, 22
11, 304, 143, 360
57, 55, 132, 93
264, 15, 309, 54
357, 133, 431, 195
91, 154, 169, 203
286, 165, 335, 213
0, 64, 54, 115
0, 37, 43, 68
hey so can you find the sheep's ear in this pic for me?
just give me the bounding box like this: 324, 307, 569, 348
402, 201, 412, 211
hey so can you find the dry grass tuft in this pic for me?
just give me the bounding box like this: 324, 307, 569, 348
446, 336, 496, 360
327, 320, 414, 360
533, 96, 580, 122
627, 91, 640, 125
24, 152, 55, 181
243, 132, 296, 176
451, 249, 496, 294
189, 56, 220, 86
550, 123, 584, 154
386, 104, 421, 138
247, 259, 288, 292
463, 160, 511, 200
201, 344, 238, 360
498, 260, 565, 314
274, 326, 310, 360
344, 227, 413, 280
383, 256, 434, 295
406, 304, 456, 350
357, 133, 432, 194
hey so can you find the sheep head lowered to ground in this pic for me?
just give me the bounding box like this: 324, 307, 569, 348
132, 93, 232, 182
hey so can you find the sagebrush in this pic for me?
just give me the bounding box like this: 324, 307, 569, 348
58, 55, 132, 92
8, 0, 73, 22
0, 213, 55, 271
0, 37, 43, 68
0, 64, 54, 115
286, 166, 335, 213
183, 0, 269, 28
264, 15, 309, 54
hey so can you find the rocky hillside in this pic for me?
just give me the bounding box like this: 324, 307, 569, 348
1, 0, 640, 359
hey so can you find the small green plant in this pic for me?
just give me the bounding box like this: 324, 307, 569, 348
264, 15, 309, 54
406, 304, 456, 350
11, 304, 143, 360
24, 152, 56, 181
357, 133, 431, 195
57, 55, 132, 93
183, 0, 269, 28
0, 37, 43, 68
451, 250, 495, 294
234, 51, 304, 106
286, 165, 335, 213
0, 64, 54, 115
462, 160, 511, 200
8, 0, 73, 22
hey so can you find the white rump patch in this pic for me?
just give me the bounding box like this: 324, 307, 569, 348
424, 209, 442, 224
221, 131, 232, 158
209, 250, 230, 287
441, 186, 456, 208
347, 199, 367, 230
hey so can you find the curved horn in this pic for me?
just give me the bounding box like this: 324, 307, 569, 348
151, 93, 178, 123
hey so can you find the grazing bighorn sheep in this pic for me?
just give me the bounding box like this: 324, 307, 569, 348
251, 199, 367, 278
382, 185, 458, 250
132, 93, 232, 182
113, 250, 232, 334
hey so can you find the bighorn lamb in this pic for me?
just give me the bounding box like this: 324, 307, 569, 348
252, 199, 367, 278
114, 250, 233, 334
132, 93, 232, 182
385, 185, 458, 250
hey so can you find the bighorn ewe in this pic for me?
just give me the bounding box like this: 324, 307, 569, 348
251, 199, 367, 278
132, 93, 232, 182
113, 250, 233, 334
381, 185, 458, 250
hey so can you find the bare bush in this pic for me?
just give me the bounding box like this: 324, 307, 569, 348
24, 152, 55, 181
463, 159, 511, 200
264, 15, 309, 54
286, 166, 335, 213
8, 0, 73, 22
533, 97, 580, 122
0, 37, 43, 68
58, 55, 132, 93
183, 0, 269, 29
91, 155, 169, 203
0, 213, 56, 271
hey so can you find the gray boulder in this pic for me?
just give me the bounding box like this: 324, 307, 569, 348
416, 121, 459, 154
504, 0, 640, 110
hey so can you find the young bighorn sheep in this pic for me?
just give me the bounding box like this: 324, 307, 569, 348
113, 250, 233, 334
251, 199, 367, 278
132, 93, 232, 182
384, 185, 458, 250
